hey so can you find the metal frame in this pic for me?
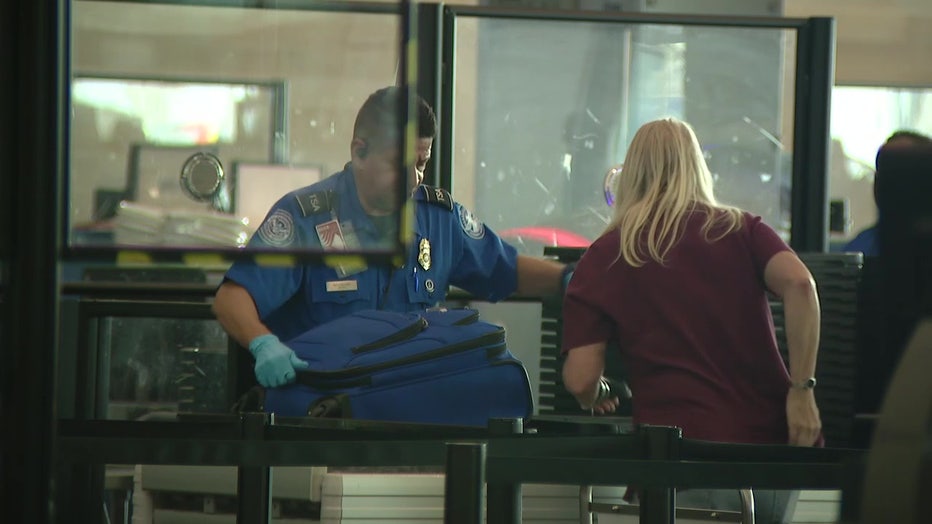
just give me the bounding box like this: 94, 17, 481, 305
791, 17, 835, 252
1, 0, 68, 522
585, 491, 752, 524
53, 302, 866, 524
439, 6, 833, 252
418, 1, 444, 188
55, 417, 861, 524
447, 425, 862, 524
71, 299, 218, 418
61, 299, 222, 523
439, 8, 457, 193
75, 0, 403, 14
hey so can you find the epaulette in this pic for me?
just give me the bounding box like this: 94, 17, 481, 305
417, 185, 454, 211
295, 189, 338, 217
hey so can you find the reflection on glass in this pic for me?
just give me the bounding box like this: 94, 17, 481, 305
828, 85, 932, 249
73, 77, 271, 146
71, 78, 279, 246
232, 163, 324, 235
103, 317, 229, 420
453, 18, 796, 255
70, 1, 402, 253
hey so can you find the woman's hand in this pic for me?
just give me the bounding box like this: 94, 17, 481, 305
590, 395, 620, 415
786, 389, 821, 446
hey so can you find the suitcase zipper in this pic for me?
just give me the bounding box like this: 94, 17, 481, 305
351, 316, 429, 354
451, 309, 480, 325
300, 329, 506, 383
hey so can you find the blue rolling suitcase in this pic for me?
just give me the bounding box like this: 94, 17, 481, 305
263, 308, 534, 427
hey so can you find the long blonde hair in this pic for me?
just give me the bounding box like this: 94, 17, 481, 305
606, 118, 743, 266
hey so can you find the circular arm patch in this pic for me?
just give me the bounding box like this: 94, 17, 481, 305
458, 206, 485, 239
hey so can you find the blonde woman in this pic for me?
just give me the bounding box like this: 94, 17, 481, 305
561, 118, 822, 523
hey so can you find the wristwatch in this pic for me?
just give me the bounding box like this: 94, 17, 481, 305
790, 377, 817, 390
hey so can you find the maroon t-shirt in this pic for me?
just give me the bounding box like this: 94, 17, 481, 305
563, 210, 794, 444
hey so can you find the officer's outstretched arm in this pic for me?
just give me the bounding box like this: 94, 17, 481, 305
213, 281, 274, 348
515, 254, 567, 297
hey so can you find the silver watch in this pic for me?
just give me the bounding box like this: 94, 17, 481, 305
790, 377, 817, 390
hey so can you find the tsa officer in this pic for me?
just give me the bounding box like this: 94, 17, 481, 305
213, 86, 572, 388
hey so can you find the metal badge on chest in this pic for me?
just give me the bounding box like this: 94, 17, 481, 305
416, 237, 435, 294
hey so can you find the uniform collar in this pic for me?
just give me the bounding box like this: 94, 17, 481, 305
337, 163, 419, 240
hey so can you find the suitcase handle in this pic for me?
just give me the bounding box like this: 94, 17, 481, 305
307, 393, 353, 418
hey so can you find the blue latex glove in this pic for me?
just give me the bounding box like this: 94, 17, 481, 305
248, 334, 310, 388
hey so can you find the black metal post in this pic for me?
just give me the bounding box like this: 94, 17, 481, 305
237, 412, 272, 524
96, 317, 114, 417
57, 298, 80, 420
791, 17, 836, 253
486, 418, 523, 524
56, 305, 104, 523
638, 425, 681, 524
1, 0, 67, 522
418, 1, 443, 188
229, 337, 260, 411
444, 441, 486, 524
438, 6, 457, 192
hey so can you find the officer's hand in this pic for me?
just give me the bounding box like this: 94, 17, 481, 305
248, 334, 310, 388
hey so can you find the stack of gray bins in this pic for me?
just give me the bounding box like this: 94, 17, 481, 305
770, 252, 863, 448
538, 292, 578, 416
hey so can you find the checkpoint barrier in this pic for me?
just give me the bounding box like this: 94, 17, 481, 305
56, 413, 630, 523
444, 425, 864, 524
580, 485, 754, 524
57, 414, 862, 524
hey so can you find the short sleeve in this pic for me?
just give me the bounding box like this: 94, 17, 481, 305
561, 246, 614, 354
745, 213, 792, 277
448, 202, 518, 301
223, 194, 308, 319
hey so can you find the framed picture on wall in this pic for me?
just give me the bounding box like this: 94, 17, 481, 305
232, 163, 324, 230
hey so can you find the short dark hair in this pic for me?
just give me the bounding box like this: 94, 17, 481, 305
352, 86, 437, 150
873, 129, 931, 203
885, 129, 931, 145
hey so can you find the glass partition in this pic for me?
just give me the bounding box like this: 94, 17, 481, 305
449, 12, 798, 256
103, 316, 229, 419
69, 0, 415, 262
70, 301, 229, 420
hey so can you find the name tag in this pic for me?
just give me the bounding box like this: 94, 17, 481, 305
326, 280, 358, 293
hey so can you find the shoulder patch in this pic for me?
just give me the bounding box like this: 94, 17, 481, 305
257, 209, 296, 247
295, 190, 337, 217
457, 205, 486, 240
418, 185, 454, 211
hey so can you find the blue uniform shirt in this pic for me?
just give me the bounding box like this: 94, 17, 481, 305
224, 164, 519, 341
843, 225, 877, 256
